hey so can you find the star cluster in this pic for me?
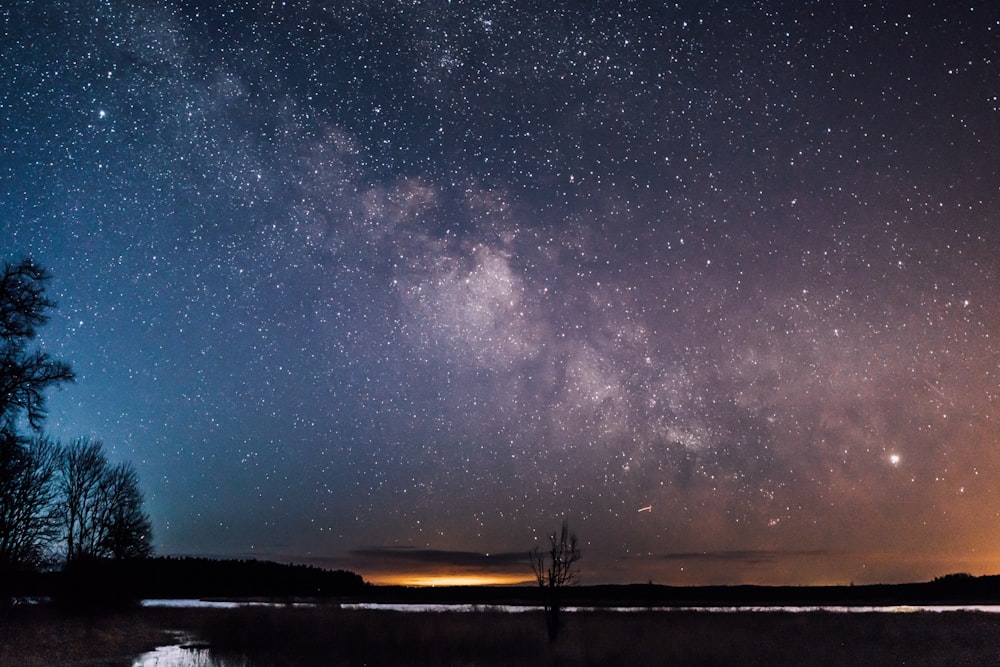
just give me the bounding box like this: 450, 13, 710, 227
2, 1, 998, 585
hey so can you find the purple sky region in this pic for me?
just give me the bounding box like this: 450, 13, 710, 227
3, 1, 999, 585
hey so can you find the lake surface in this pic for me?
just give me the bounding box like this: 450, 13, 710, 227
132, 643, 216, 667
141, 598, 1000, 614
342, 602, 1000, 614
141, 598, 317, 609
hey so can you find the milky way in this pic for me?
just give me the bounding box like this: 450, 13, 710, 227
3, 1, 998, 585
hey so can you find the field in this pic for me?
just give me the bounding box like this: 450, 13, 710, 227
4, 604, 1000, 665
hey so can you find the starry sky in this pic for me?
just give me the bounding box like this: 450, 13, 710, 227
2, 1, 999, 586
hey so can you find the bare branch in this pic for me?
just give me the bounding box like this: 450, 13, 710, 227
529, 519, 582, 642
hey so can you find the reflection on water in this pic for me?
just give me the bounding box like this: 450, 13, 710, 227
141, 599, 1000, 614
132, 643, 216, 667
133, 642, 255, 667
141, 599, 316, 609
342, 602, 1000, 614
131, 630, 238, 667
342, 602, 542, 613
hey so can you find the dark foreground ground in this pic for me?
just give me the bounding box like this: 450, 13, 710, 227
4, 604, 1000, 666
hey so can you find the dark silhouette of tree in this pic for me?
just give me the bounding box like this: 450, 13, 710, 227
58, 438, 153, 565
529, 519, 581, 642
59, 437, 109, 565
0, 434, 60, 573
100, 462, 153, 560
0, 259, 73, 578
0, 260, 154, 600
0, 259, 74, 434
112, 557, 365, 598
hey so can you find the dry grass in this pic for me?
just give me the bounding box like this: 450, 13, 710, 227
198, 607, 1000, 666
5, 604, 1000, 666
0, 605, 185, 666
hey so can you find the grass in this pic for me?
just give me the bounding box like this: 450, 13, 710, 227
0, 604, 193, 666
199, 607, 1000, 666
4, 604, 1000, 666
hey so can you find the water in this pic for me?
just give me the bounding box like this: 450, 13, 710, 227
140, 598, 1000, 614
341, 602, 1000, 614
132, 643, 216, 667
141, 599, 316, 609
132, 644, 257, 667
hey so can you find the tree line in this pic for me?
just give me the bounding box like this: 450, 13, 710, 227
107, 556, 365, 598
0, 259, 151, 588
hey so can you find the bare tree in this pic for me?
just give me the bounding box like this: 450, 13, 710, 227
59, 437, 111, 565
100, 462, 153, 560
529, 520, 582, 642
0, 434, 60, 574
0, 260, 153, 588
59, 438, 153, 565
0, 259, 74, 433
0, 259, 73, 577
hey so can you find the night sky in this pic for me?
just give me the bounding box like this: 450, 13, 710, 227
3, 1, 998, 586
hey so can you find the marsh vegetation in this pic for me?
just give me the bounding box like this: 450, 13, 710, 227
5, 603, 1000, 666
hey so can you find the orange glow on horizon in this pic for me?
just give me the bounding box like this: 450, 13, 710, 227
365, 572, 532, 587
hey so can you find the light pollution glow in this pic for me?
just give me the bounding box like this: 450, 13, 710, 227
369, 573, 533, 587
